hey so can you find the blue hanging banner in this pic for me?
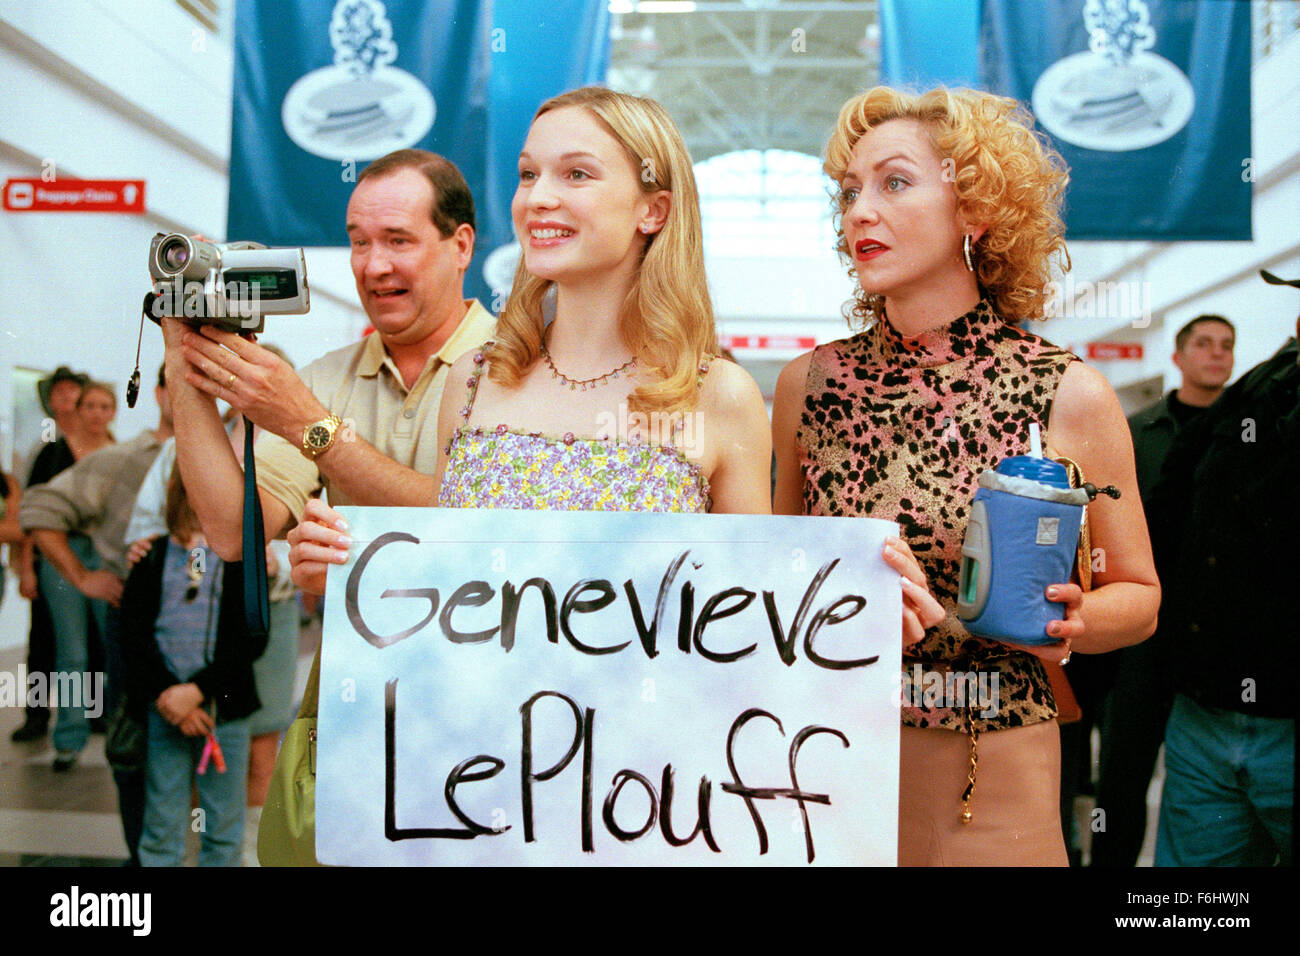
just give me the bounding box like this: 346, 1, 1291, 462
478, 1, 611, 307
227, 0, 611, 306
227, 0, 493, 298
878, 0, 979, 90
980, 0, 1251, 240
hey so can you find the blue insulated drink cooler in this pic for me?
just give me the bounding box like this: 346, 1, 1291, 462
956, 455, 1089, 646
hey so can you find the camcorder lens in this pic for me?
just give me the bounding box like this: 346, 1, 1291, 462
161, 240, 190, 271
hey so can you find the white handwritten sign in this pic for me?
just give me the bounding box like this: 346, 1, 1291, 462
317, 509, 901, 865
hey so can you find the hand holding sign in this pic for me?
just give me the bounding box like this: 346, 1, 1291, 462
882, 535, 947, 644
287, 497, 351, 595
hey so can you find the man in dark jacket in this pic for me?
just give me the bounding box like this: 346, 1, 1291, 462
1148, 284, 1297, 866
1091, 315, 1235, 866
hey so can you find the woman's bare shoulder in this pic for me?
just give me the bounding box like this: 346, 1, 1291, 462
700, 353, 764, 415
1052, 360, 1122, 429
1049, 360, 1132, 466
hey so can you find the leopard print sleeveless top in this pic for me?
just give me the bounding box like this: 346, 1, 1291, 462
797, 298, 1078, 732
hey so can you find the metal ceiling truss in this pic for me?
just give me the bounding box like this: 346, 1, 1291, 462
609, 0, 881, 162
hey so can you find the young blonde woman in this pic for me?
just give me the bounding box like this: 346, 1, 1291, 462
286, 87, 771, 594
289, 85, 941, 650
431, 86, 770, 515
772, 87, 1159, 865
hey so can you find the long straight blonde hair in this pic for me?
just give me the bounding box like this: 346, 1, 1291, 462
489, 86, 716, 415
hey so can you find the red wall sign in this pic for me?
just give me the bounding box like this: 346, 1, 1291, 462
3, 179, 146, 213
719, 335, 818, 351
1087, 342, 1144, 361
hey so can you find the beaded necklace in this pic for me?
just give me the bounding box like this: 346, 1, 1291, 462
540, 342, 637, 391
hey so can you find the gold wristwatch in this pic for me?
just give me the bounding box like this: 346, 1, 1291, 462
302, 415, 342, 460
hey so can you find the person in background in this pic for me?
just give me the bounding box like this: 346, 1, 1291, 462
20, 381, 119, 765
0, 469, 21, 601
20, 367, 172, 863
122, 465, 266, 867
37, 366, 90, 447
1149, 277, 1296, 866
124, 345, 302, 866
10, 366, 89, 743
75, 381, 118, 448
1090, 313, 1235, 867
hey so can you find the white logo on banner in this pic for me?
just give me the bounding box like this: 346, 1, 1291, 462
281, 0, 436, 161
1031, 0, 1193, 152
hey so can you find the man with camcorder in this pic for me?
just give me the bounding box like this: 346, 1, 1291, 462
162, 149, 495, 560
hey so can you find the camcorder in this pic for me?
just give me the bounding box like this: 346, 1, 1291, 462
145, 232, 310, 334
128, 234, 309, 408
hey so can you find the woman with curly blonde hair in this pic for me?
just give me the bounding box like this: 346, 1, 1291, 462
773, 87, 1159, 865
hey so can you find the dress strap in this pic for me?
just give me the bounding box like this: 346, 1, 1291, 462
670, 353, 715, 442
458, 342, 492, 423
696, 352, 714, 389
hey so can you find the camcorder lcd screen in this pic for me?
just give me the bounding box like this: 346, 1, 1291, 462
224, 269, 299, 300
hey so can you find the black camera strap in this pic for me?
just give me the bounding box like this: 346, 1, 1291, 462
242, 414, 270, 642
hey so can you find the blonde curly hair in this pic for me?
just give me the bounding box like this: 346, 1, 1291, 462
824, 87, 1071, 325
489, 86, 716, 415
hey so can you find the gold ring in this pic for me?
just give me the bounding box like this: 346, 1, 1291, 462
226, 372, 237, 390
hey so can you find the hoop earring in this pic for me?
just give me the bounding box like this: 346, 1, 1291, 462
963, 234, 975, 272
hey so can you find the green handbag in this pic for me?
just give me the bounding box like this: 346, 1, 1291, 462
257, 645, 323, 866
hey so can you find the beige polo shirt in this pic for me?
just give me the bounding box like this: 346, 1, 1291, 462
255, 299, 496, 521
